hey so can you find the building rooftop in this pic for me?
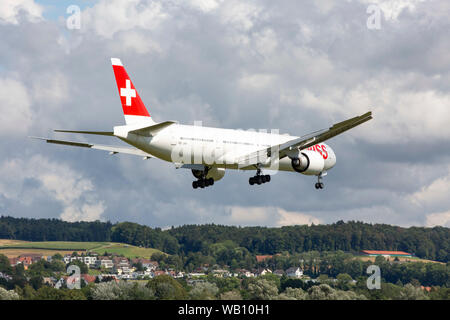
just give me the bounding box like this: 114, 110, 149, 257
362, 250, 412, 256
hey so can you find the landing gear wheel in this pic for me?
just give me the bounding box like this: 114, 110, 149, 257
199, 180, 205, 188
265, 175, 271, 182
193, 181, 198, 189
249, 177, 255, 185
315, 183, 320, 189
204, 179, 210, 187
256, 176, 262, 185
208, 178, 214, 186
319, 182, 324, 189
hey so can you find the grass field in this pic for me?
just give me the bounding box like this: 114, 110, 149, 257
0, 240, 165, 259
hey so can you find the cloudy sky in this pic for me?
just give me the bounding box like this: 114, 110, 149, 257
1, 0, 449, 228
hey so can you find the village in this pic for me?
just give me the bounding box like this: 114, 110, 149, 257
6, 252, 309, 288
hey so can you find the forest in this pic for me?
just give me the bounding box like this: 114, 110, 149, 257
0, 216, 448, 262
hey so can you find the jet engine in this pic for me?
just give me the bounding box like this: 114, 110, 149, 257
291, 150, 324, 175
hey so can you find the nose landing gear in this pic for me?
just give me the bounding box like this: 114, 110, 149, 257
315, 171, 326, 189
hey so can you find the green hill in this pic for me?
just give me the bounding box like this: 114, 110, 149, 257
0, 240, 165, 259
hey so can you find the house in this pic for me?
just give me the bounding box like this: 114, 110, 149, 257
81, 274, 96, 285
361, 250, 413, 259
9, 254, 41, 269
286, 267, 303, 278
43, 277, 57, 286
273, 269, 285, 277
0, 272, 12, 281
212, 269, 231, 278
256, 255, 273, 263
82, 256, 97, 267
8, 257, 20, 267
152, 270, 166, 277
188, 272, 206, 278
95, 257, 114, 269
63, 255, 98, 267
254, 268, 272, 277
237, 269, 254, 277
131, 259, 159, 271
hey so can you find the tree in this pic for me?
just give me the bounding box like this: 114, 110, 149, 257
278, 287, 307, 300
91, 281, 154, 300
188, 282, 219, 300
220, 290, 242, 300
52, 253, 63, 261
146, 275, 187, 300
0, 254, 12, 274
336, 273, 353, 290
308, 284, 366, 300
247, 279, 279, 300
0, 287, 19, 300
29, 276, 43, 290
398, 284, 429, 300
133, 261, 144, 272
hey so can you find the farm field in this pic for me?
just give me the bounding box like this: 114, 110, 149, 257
0, 239, 165, 259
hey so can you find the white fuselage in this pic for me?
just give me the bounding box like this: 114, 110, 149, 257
113, 124, 337, 174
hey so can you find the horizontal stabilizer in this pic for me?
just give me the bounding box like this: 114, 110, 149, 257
29, 136, 152, 158
54, 130, 114, 136
128, 121, 177, 137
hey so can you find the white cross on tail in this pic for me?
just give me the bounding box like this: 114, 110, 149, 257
120, 79, 136, 106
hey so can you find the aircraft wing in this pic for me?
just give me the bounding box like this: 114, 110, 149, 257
236, 111, 372, 167
30, 137, 152, 158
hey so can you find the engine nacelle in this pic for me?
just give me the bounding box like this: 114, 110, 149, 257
206, 167, 225, 181
192, 167, 226, 181
291, 150, 325, 175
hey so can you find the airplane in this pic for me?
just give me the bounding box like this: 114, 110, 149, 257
32, 58, 372, 190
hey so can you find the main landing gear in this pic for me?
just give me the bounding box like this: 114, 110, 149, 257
193, 178, 214, 189
315, 172, 325, 190
249, 168, 271, 186
192, 168, 214, 189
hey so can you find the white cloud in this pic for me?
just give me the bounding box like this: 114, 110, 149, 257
239, 73, 276, 90
409, 167, 450, 210
0, 0, 43, 25
82, 0, 169, 39
187, 0, 223, 13
1, 0, 450, 229
0, 77, 33, 136
219, 1, 262, 32
31, 71, 69, 107
0, 155, 105, 222
226, 206, 322, 226
60, 202, 106, 222
277, 209, 323, 226
426, 211, 450, 227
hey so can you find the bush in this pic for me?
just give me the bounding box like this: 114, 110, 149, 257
0, 287, 19, 300
189, 282, 219, 300
92, 281, 154, 300
146, 275, 187, 300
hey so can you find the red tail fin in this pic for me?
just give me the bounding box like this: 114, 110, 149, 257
111, 58, 153, 125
